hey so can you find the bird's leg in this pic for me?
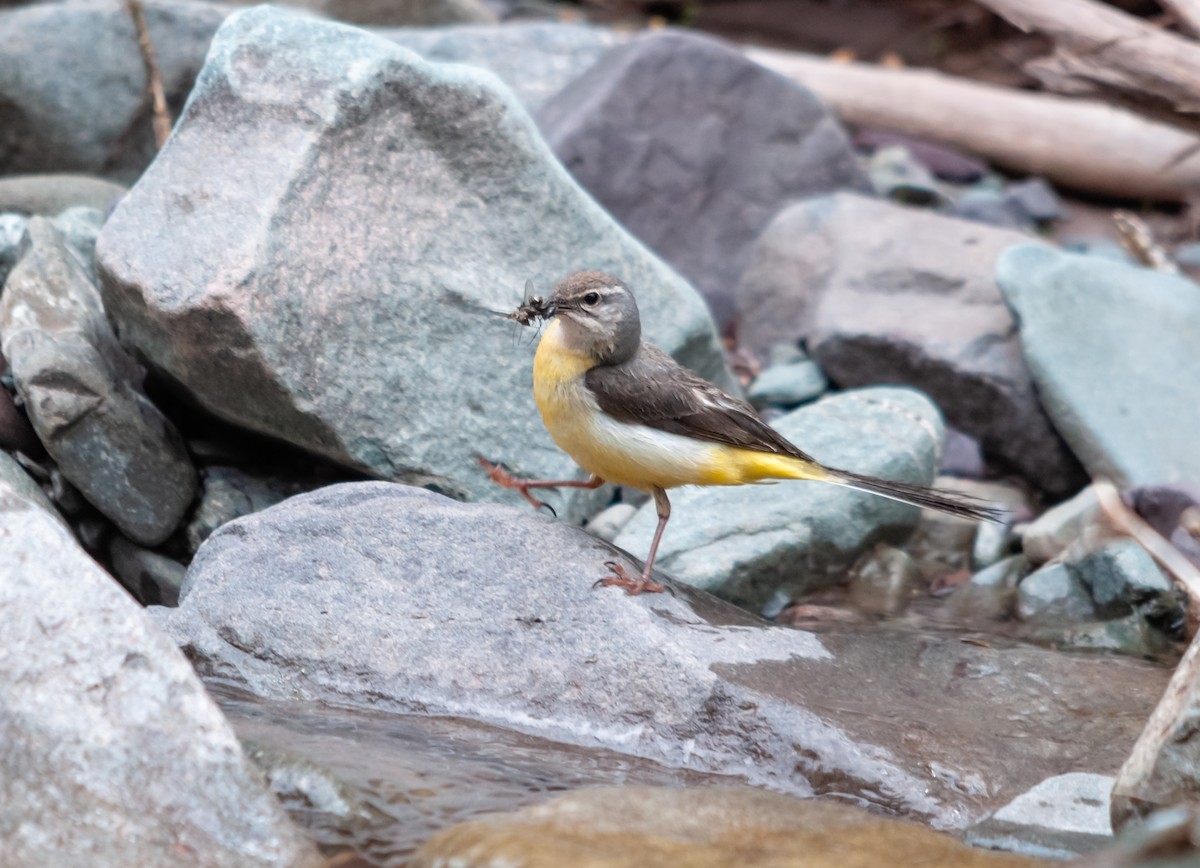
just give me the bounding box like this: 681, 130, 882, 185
477, 456, 603, 515
597, 487, 671, 596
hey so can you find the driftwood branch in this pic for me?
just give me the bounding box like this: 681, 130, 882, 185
973, 0, 1200, 114
1163, 0, 1200, 38
126, 0, 171, 148
748, 48, 1200, 201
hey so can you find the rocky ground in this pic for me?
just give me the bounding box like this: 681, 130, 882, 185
3, 0, 1200, 865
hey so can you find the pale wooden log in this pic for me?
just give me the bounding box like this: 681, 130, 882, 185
748, 48, 1200, 201
1163, 0, 1200, 38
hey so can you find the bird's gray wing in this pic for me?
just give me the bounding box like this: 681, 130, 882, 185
583, 344, 816, 463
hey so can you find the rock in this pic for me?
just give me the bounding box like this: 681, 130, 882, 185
242, 742, 375, 825
1074, 540, 1173, 616
737, 193, 1085, 497
384, 22, 623, 111
538, 30, 869, 329
1023, 485, 1104, 565
1016, 563, 1098, 626
0, 482, 319, 867
0, 211, 26, 285
187, 465, 313, 553
952, 189, 1031, 230
854, 128, 987, 182
941, 426, 986, 478
948, 554, 1025, 622
0, 218, 196, 544
0, 1, 232, 182
1031, 615, 1171, 659
0, 173, 127, 214
0, 449, 57, 518
907, 478, 1023, 580
412, 786, 1045, 868
98, 7, 727, 513
275, 0, 494, 25
51, 205, 105, 279
585, 501, 637, 543
747, 359, 827, 409
846, 543, 923, 616
1004, 177, 1068, 224
1127, 485, 1200, 539
613, 387, 943, 610
108, 534, 188, 606
868, 145, 943, 205
965, 773, 1114, 859
159, 479, 1169, 828
0, 369, 43, 457
973, 519, 1013, 571
998, 246, 1200, 488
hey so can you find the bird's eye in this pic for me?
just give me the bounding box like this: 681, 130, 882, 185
583, 291, 600, 306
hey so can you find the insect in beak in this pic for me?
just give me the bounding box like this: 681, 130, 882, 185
498, 279, 555, 327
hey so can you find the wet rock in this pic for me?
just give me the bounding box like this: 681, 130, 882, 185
1031, 615, 1171, 659
1, 218, 196, 544
847, 543, 923, 616
948, 554, 1025, 622
1023, 485, 1104, 565
1016, 563, 1098, 626
585, 501, 637, 543
868, 145, 943, 205
747, 358, 827, 409
279, 0, 493, 25
0, 174, 127, 214
0, 1, 232, 182
159, 479, 1169, 828
108, 535, 188, 606
998, 246, 1200, 488
0, 482, 318, 867
187, 465, 312, 553
738, 193, 1084, 497
243, 742, 375, 825
1075, 540, 1172, 617
614, 387, 943, 610
538, 30, 868, 329
854, 128, 987, 182
412, 786, 1044, 868
965, 773, 1114, 859
98, 7, 727, 513
385, 22, 623, 111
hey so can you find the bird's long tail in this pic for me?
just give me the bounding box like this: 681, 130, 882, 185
828, 467, 1007, 523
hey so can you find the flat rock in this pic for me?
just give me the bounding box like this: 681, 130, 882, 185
738, 193, 1084, 496
998, 246, 1200, 488
98, 7, 727, 512
413, 786, 1044, 867
0, 218, 196, 544
0, 173, 127, 214
965, 773, 1114, 859
384, 22, 623, 111
0, 483, 318, 867
159, 481, 1167, 828
614, 387, 943, 610
538, 31, 868, 329
0, 0, 232, 182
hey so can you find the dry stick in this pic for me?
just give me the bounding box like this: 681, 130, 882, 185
1163, 0, 1200, 39
747, 48, 1200, 202
972, 0, 1200, 114
126, 0, 171, 148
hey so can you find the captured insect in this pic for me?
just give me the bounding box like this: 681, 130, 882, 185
496, 279, 555, 327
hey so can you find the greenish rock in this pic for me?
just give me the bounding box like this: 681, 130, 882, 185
998, 246, 1200, 488
1031, 614, 1170, 659
748, 359, 828, 408
1016, 563, 1097, 626
282, 0, 494, 25
613, 387, 944, 610
1074, 539, 1172, 615
847, 543, 923, 616
948, 554, 1026, 622
384, 22, 623, 111
97, 7, 728, 514
868, 145, 943, 206
972, 519, 1012, 571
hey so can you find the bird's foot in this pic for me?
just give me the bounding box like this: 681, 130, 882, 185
593, 560, 669, 596
476, 456, 557, 516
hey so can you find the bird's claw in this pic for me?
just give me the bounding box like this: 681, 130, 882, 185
477, 455, 558, 515
593, 560, 670, 596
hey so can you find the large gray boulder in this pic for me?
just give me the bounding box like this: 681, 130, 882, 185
159, 480, 1167, 830
614, 386, 944, 611
1, 218, 196, 544
0, 0, 232, 182
737, 193, 1084, 496
383, 22, 623, 111
0, 483, 318, 867
998, 245, 1200, 488
98, 6, 727, 511
538, 31, 869, 329
268, 0, 494, 25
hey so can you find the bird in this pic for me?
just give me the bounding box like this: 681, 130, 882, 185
480, 270, 1004, 595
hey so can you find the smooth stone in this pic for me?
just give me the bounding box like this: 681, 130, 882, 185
1016, 563, 1098, 626
159, 480, 1169, 829
1, 218, 196, 544
998, 245, 1200, 488
98, 7, 727, 515
846, 543, 923, 616
907, 478, 1023, 580
278, 0, 494, 24
585, 501, 637, 543
1060, 237, 1136, 263
1074, 539, 1172, 616
1022, 485, 1103, 565
1127, 485, 1200, 538
0, 482, 318, 867
965, 773, 1114, 859
747, 359, 828, 408
738, 192, 1084, 497
539, 30, 868, 329
186, 465, 312, 553
853, 128, 987, 182
951, 189, 1031, 230
940, 425, 985, 478
0, 174, 127, 214
868, 144, 943, 205
973, 519, 1013, 571
108, 534, 188, 607
1031, 615, 1171, 659
413, 786, 1045, 868
0, 1, 232, 182
384, 22, 623, 111
614, 387, 943, 610
1003, 177, 1068, 224
1174, 241, 1200, 267
948, 554, 1025, 622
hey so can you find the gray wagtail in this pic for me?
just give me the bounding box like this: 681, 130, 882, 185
481, 271, 1003, 595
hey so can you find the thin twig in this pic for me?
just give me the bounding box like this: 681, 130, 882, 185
1112, 211, 1180, 273
126, 0, 172, 148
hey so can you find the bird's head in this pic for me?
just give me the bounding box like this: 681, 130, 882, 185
548, 270, 642, 365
